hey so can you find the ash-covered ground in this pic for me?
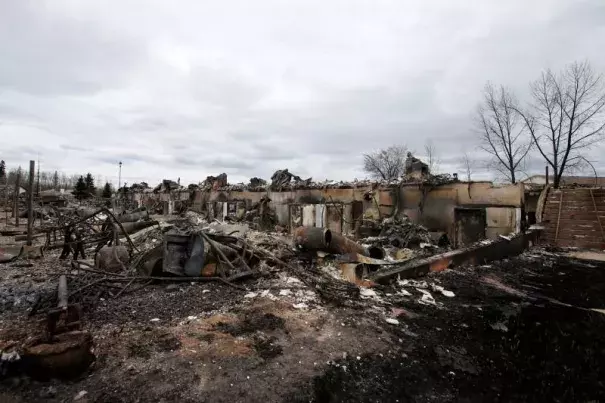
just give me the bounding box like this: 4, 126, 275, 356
1, 247, 605, 403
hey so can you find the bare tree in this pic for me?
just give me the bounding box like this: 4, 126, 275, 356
518, 61, 605, 188
363, 145, 407, 180
424, 140, 440, 174
460, 152, 474, 182
476, 83, 532, 184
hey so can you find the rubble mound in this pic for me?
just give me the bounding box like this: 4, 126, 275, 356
360, 216, 433, 249
378, 216, 432, 247
270, 169, 312, 190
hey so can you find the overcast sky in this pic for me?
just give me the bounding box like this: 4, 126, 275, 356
1, 0, 604, 186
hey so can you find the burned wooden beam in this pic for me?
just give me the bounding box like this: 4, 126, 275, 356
370, 229, 543, 284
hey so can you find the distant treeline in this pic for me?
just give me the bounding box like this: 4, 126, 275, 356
3, 167, 82, 191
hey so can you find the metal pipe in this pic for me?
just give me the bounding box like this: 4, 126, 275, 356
118, 210, 149, 223
115, 220, 157, 234
293, 226, 332, 250
328, 232, 366, 255
366, 246, 386, 260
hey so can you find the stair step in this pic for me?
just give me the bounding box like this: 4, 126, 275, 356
543, 238, 605, 249
543, 212, 605, 220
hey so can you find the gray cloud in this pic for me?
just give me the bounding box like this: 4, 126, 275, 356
1, 0, 604, 186
61, 144, 92, 152
0, 1, 142, 96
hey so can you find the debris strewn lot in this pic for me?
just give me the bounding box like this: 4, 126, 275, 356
1, 205, 604, 402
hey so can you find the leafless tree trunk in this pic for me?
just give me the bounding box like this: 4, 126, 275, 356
363, 145, 407, 181
460, 152, 473, 182
476, 83, 532, 184
518, 61, 605, 188
424, 140, 439, 174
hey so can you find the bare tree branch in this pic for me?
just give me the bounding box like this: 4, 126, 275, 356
517, 61, 605, 188
460, 152, 474, 182
363, 145, 407, 181
475, 83, 533, 184
424, 140, 439, 174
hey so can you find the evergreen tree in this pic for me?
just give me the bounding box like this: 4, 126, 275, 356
72, 176, 88, 200
101, 182, 113, 199
0, 160, 6, 181
84, 173, 96, 195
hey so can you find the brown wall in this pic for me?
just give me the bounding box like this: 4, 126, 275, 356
129, 182, 524, 241
399, 182, 524, 242
193, 186, 390, 228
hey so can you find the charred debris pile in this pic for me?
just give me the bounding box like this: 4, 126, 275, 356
0, 195, 447, 381
2, 204, 447, 300
192, 167, 454, 193
0, 162, 459, 383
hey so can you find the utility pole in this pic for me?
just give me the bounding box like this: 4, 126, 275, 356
3, 172, 7, 225
27, 160, 35, 245
36, 154, 40, 196
13, 169, 21, 227
118, 161, 123, 210
118, 161, 122, 191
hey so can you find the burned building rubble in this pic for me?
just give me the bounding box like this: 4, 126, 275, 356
201, 173, 228, 190
404, 152, 429, 179
56, 160, 535, 287
128, 175, 524, 249
2, 156, 605, 402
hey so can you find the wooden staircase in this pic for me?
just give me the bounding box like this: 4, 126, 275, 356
543, 188, 605, 250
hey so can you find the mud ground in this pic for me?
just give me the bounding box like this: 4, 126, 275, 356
2, 247, 605, 402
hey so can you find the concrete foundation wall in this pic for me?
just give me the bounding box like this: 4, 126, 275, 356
127, 181, 524, 241
195, 186, 389, 228
399, 182, 524, 242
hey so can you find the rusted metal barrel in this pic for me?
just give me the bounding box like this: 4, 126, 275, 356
22, 331, 94, 380
293, 226, 332, 250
